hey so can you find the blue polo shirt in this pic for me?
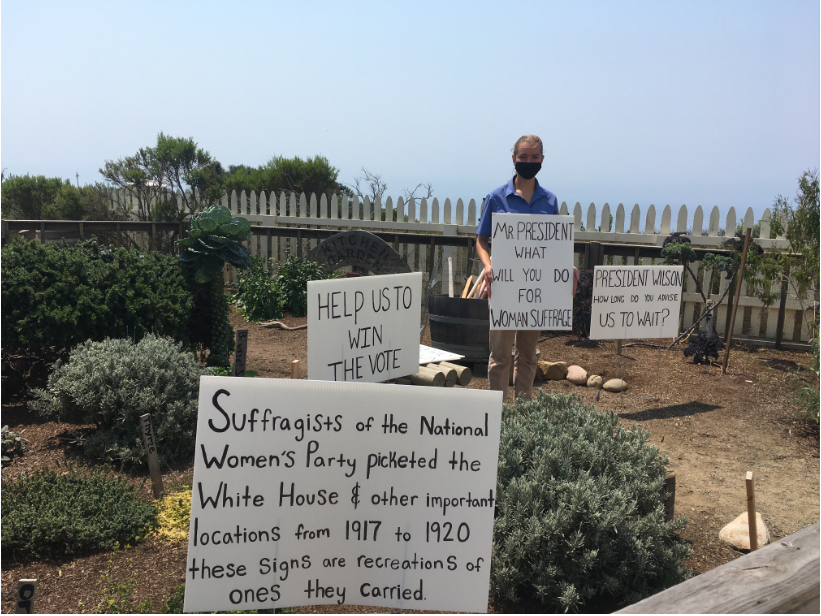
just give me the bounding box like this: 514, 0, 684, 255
476, 176, 559, 238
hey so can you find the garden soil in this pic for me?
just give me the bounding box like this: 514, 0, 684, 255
2, 308, 818, 614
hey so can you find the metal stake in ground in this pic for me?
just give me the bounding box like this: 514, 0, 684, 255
746, 471, 758, 551
233, 328, 248, 377
139, 413, 164, 499
290, 360, 300, 379
16, 579, 37, 614
722, 228, 752, 375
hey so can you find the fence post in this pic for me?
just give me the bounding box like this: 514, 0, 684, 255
775, 267, 790, 350
139, 413, 164, 499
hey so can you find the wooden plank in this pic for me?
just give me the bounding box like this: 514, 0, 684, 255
139, 414, 164, 498
747, 471, 758, 551
615, 523, 820, 614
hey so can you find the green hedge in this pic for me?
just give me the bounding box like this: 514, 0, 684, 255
1, 239, 192, 354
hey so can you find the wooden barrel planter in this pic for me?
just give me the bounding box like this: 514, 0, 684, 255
428, 295, 490, 362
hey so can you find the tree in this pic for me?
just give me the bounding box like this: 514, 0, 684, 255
100, 133, 224, 221
222, 155, 344, 201
1, 174, 65, 219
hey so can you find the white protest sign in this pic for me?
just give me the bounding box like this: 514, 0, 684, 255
489, 213, 575, 330
589, 265, 684, 339
184, 377, 502, 614
418, 344, 463, 365
308, 273, 422, 382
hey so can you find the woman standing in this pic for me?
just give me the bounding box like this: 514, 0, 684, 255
475, 135, 578, 400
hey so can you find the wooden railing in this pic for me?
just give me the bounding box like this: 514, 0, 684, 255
616, 523, 819, 613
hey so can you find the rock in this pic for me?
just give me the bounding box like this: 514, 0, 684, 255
719, 512, 770, 550
587, 375, 603, 389
537, 361, 567, 381
602, 378, 628, 393
566, 365, 588, 385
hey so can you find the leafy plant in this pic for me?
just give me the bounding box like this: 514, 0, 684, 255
786, 336, 820, 423
177, 205, 251, 284
683, 332, 725, 364
572, 268, 594, 339
1, 465, 156, 560
492, 391, 691, 612
1, 239, 192, 356
29, 335, 205, 468
94, 559, 153, 613
1, 425, 28, 466
275, 254, 340, 317
154, 489, 192, 542
233, 257, 285, 322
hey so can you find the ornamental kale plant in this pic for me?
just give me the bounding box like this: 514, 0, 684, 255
492, 392, 691, 612
29, 335, 206, 468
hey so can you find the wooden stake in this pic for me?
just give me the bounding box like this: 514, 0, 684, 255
616, 340, 623, 356
233, 328, 248, 377
663, 473, 676, 522
447, 256, 454, 297
16, 579, 37, 614
290, 360, 300, 379
746, 471, 758, 551
460, 276, 474, 298
426, 363, 457, 387
139, 414, 164, 499
722, 228, 752, 374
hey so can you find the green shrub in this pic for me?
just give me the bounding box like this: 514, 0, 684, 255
233, 257, 285, 322
1, 239, 192, 355
1, 466, 156, 560
29, 335, 205, 468
787, 335, 820, 423
93, 559, 153, 614
275, 254, 340, 317
492, 392, 691, 612
1, 425, 28, 466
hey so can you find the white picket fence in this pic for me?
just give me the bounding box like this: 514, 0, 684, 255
108, 189, 815, 343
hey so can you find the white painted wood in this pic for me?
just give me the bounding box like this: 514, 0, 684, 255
351, 195, 360, 220
709, 206, 720, 235
240, 190, 248, 215
250, 191, 258, 215
386, 196, 394, 222
407, 197, 416, 223
560, 201, 569, 215
289, 192, 297, 218
743, 207, 755, 233
645, 204, 656, 234
468, 199, 476, 225
420, 198, 428, 224
340, 194, 349, 220
320, 193, 328, 218
630, 204, 641, 233
759, 208, 771, 239
310, 193, 317, 218
299, 193, 307, 218
444, 198, 452, 224
259, 191, 268, 217
677, 204, 687, 234
456, 198, 464, 226
693, 206, 704, 237
364, 196, 372, 221
660, 204, 672, 235
432, 198, 440, 224
586, 202, 596, 232
614, 203, 625, 233
601, 203, 611, 232
231, 190, 239, 215
573, 202, 582, 231
778, 210, 789, 238
725, 207, 736, 235
396, 196, 405, 222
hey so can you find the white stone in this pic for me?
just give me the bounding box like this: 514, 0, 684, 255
719, 511, 770, 550
566, 365, 588, 385
603, 378, 628, 393
587, 375, 603, 389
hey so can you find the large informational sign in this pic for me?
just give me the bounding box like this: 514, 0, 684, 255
589, 265, 684, 339
489, 213, 575, 330
308, 273, 423, 382
183, 377, 503, 614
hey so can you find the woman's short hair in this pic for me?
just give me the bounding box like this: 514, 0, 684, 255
513, 135, 544, 157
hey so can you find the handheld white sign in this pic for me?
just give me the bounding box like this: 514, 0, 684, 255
183, 377, 503, 614
589, 265, 684, 339
308, 273, 422, 382
489, 214, 575, 330
418, 344, 463, 365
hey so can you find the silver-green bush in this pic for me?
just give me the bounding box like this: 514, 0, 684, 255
492, 392, 691, 612
29, 335, 206, 468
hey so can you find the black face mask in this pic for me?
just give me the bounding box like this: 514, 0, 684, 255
515, 161, 541, 180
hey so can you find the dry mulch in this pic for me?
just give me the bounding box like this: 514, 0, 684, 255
2, 307, 818, 613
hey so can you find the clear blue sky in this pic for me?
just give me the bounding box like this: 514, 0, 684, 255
2, 0, 818, 225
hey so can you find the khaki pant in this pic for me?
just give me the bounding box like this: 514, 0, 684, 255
488, 329, 540, 402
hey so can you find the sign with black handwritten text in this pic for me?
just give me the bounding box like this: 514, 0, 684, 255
589, 265, 684, 339
489, 213, 575, 330
308, 273, 422, 382
183, 377, 502, 613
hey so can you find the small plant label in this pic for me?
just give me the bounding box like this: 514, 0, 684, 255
184, 377, 502, 613
307, 272, 423, 382
233, 329, 248, 377
489, 213, 575, 330
589, 265, 684, 339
